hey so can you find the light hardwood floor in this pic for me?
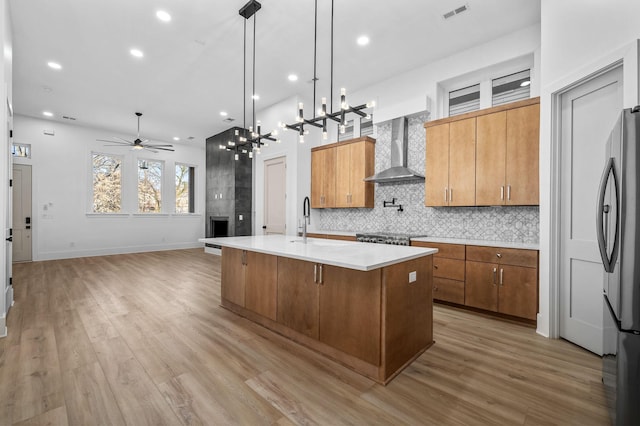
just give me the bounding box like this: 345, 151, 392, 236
1, 249, 609, 425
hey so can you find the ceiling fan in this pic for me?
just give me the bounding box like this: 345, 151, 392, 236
97, 112, 175, 153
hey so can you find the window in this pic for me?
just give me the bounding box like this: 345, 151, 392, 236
360, 115, 374, 137
492, 69, 531, 106
138, 159, 163, 213
339, 119, 354, 141
449, 84, 480, 116
92, 153, 122, 213
175, 164, 195, 213
12, 143, 31, 158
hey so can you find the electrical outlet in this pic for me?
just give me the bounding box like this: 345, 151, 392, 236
409, 271, 417, 283
239, 214, 243, 221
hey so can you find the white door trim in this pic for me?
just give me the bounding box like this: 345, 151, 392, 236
545, 40, 639, 338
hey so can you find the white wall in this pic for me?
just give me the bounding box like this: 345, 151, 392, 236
13, 115, 205, 260
1, 0, 13, 336
537, 1, 640, 337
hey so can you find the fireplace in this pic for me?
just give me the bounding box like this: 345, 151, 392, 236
209, 216, 229, 238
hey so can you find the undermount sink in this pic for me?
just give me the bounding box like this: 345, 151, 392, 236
289, 239, 349, 247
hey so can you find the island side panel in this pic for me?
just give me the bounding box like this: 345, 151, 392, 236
245, 251, 278, 321
221, 247, 246, 307
381, 255, 433, 381
319, 266, 382, 366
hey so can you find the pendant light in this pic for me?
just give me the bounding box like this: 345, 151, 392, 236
279, 0, 375, 143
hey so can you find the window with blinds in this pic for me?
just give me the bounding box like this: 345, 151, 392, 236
449, 84, 480, 116
339, 119, 354, 141
492, 69, 530, 106
360, 115, 374, 137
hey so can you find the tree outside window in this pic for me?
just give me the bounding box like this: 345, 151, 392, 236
138, 159, 163, 213
92, 153, 122, 213
175, 164, 195, 213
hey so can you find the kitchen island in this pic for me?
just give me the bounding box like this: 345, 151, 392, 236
201, 235, 437, 384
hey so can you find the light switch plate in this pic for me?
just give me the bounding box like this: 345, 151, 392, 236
239, 214, 243, 221
409, 271, 417, 283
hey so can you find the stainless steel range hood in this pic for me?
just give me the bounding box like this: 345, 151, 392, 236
364, 116, 425, 183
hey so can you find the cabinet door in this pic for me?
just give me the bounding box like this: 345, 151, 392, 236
311, 148, 336, 208
348, 141, 375, 208
433, 277, 465, 304
277, 257, 319, 339
319, 266, 381, 365
425, 123, 450, 207
476, 111, 507, 206
498, 265, 538, 320
245, 251, 278, 321
335, 144, 351, 207
448, 118, 476, 206
221, 247, 245, 307
506, 104, 540, 205
465, 260, 498, 312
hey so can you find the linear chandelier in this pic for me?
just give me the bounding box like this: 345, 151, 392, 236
279, 0, 375, 143
220, 0, 279, 160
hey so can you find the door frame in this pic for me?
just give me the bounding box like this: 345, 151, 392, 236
546, 40, 639, 338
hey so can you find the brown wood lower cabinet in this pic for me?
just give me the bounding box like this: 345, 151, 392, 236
220, 248, 434, 385
465, 261, 499, 312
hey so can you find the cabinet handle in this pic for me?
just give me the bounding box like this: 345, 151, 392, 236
500, 268, 504, 286
434, 264, 439, 270
507, 185, 511, 201
444, 188, 448, 203
319, 264, 324, 284
314, 264, 318, 283
496, 253, 502, 259
434, 286, 438, 291
493, 267, 497, 285
242, 250, 247, 266
449, 188, 453, 202
500, 186, 504, 200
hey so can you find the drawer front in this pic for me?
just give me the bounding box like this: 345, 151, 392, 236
412, 242, 465, 259
466, 245, 537, 268
433, 277, 465, 304
433, 258, 465, 281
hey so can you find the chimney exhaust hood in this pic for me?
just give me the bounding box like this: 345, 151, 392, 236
364, 116, 425, 183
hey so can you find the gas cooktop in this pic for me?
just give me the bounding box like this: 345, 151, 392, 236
355, 232, 427, 246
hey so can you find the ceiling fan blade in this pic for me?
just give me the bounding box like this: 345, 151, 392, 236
103, 144, 132, 147
113, 136, 134, 144
144, 144, 174, 148
140, 139, 149, 144
153, 147, 175, 151
97, 139, 131, 145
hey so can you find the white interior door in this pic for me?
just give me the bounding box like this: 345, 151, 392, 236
12, 164, 32, 262
263, 156, 286, 235
559, 65, 623, 355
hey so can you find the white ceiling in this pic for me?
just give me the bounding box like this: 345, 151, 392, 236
8, 0, 540, 145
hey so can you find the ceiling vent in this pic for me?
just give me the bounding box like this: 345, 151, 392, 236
443, 4, 469, 19
223, 117, 235, 123
62, 115, 77, 121
187, 136, 195, 140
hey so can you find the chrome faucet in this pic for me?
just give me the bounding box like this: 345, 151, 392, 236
303, 196, 311, 243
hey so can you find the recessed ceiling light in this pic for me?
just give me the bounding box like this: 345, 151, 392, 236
47, 61, 62, 70
43, 111, 53, 117
252, 94, 260, 100
520, 80, 531, 87
220, 111, 228, 117
173, 137, 180, 141
156, 10, 171, 22
357, 35, 370, 46
288, 74, 298, 82
130, 48, 144, 58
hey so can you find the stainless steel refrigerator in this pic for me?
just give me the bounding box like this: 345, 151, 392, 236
597, 106, 640, 426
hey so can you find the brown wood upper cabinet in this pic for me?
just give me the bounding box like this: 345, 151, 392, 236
311, 145, 336, 208
311, 136, 375, 209
425, 119, 476, 206
476, 102, 540, 205
425, 97, 540, 207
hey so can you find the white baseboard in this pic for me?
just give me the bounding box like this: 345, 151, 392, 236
0, 314, 6, 338
37, 242, 204, 261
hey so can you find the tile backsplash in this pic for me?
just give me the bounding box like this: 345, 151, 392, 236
317, 113, 540, 244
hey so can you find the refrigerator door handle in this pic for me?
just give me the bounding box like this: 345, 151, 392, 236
596, 157, 620, 273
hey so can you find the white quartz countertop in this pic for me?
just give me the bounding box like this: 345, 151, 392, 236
200, 235, 437, 271
304, 228, 539, 251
